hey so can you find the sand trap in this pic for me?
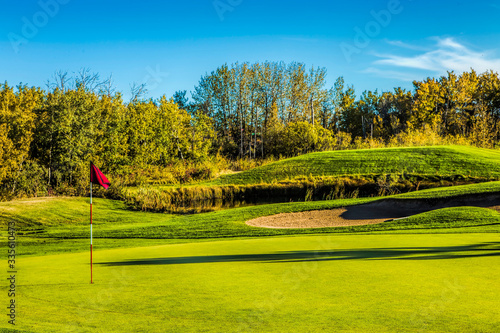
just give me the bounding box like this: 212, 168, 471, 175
246, 208, 388, 229
246, 193, 500, 229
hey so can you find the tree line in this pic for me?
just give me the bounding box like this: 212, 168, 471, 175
0, 71, 213, 198
191, 62, 500, 157
1, 64, 500, 198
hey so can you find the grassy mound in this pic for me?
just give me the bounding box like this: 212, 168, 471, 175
381, 206, 500, 230
210, 146, 500, 185
120, 146, 500, 213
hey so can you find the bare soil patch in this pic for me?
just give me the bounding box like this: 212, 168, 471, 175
246, 194, 500, 229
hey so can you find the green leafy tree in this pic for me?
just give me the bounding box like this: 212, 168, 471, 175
126, 100, 160, 167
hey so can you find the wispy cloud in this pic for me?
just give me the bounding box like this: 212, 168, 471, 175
384, 40, 429, 52
362, 67, 416, 82
369, 37, 500, 81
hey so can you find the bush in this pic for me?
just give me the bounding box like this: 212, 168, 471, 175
278, 121, 335, 156
0, 161, 48, 199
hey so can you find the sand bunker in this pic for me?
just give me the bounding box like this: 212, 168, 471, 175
246, 193, 500, 229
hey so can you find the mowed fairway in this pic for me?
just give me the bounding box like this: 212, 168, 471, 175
6, 234, 500, 332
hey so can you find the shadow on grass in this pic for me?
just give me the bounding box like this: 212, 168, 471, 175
98, 242, 500, 266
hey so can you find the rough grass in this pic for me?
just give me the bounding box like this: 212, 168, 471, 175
209, 145, 500, 185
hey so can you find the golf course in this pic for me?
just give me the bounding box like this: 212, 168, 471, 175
1, 146, 500, 332
3, 0, 500, 330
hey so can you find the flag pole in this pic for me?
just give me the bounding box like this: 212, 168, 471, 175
90, 176, 93, 284
89, 162, 110, 284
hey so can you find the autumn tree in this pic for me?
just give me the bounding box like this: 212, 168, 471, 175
0, 83, 43, 194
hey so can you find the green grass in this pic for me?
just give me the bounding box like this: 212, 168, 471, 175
0, 197, 156, 229
3, 234, 499, 332
395, 180, 500, 199
3, 165, 500, 331
209, 146, 500, 185
3, 181, 500, 258
120, 146, 500, 214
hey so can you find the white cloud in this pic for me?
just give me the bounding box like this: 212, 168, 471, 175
370, 38, 500, 80
436, 37, 466, 51
384, 40, 429, 52
362, 67, 416, 82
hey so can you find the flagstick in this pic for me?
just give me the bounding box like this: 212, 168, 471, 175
90, 181, 93, 284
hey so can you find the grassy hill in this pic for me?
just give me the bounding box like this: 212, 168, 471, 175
209, 145, 500, 185
121, 146, 500, 213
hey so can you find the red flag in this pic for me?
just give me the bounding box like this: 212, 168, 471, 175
90, 163, 111, 189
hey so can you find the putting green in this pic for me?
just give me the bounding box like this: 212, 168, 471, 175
4, 234, 500, 332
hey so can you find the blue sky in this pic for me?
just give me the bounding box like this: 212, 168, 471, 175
2, 0, 500, 100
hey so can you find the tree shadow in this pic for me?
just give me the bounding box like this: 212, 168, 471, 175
98, 242, 500, 266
